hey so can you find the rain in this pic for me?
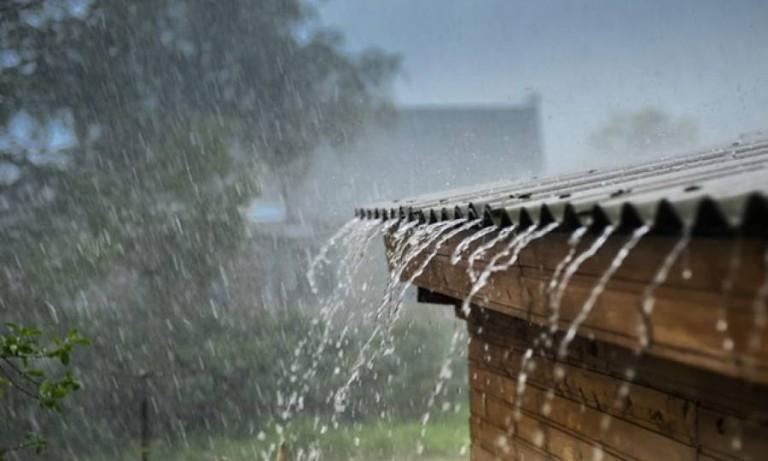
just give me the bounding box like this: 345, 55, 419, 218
2, 1, 768, 461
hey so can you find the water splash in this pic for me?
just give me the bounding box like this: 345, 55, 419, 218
534, 225, 615, 422
332, 219, 466, 422
717, 240, 743, 357
513, 224, 647, 427
329, 219, 424, 417
451, 225, 499, 265
416, 324, 466, 454
272, 217, 401, 457
549, 225, 616, 335
375, 219, 477, 365
636, 232, 691, 352
306, 219, 395, 356
513, 347, 535, 422
747, 247, 768, 370
494, 223, 560, 274
307, 218, 360, 295
470, 228, 565, 437
600, 230, 691, 434
545, 226, 588, 339
381, 220, 464, 318
388, 218, 482, 321
557, 225, 650, 360
466, 225, 517, 282
461, 223, 560, 319
278, 218, 388, 424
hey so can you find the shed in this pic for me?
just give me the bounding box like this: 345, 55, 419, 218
356, 138, 768, 461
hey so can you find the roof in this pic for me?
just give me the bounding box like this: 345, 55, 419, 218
355, 137, 768, 237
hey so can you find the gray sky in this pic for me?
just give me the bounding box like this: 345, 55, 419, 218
316, 0, 768, 171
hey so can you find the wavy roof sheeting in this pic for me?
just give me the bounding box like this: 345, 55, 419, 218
355, 138, 768, 236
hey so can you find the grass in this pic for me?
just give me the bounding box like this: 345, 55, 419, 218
85, 411, 469, 461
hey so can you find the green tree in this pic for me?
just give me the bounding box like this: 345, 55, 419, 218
0, 0, 398, 456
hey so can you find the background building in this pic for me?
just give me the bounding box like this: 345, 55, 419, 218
293, 95, 545, 224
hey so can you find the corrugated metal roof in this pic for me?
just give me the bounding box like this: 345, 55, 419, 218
355, 137, 768, 236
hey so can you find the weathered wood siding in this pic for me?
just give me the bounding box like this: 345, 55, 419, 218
384, 225, 768, 460
394, 229, 768, 383
467, 308, 768, 461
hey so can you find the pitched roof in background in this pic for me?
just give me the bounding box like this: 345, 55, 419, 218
356, 137, 768, 236
293, 99, 544, 225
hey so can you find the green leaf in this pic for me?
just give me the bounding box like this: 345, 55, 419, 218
25, 368, 45, 378
20, 326, 41, 337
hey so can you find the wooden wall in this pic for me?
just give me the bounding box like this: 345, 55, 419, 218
385, 224, 768, 460
466, 307, 768, 461
400, 230, 768, 384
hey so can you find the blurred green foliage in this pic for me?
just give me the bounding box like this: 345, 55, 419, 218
0, 1, 472, 459
83, 409, 469, 461
0, 324, 90, 459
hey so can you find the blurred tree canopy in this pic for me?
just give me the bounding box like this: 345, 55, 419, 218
0, 324, 89, 459
589, 107, 698, 159
0, 0, 398, 309
0, 0, 399, 457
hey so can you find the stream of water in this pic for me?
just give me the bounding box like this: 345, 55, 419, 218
557, 224, 650, 360
297, 214, 764, 460
459, 223, 561, 318
599, 231, 691, 435
748, 248, 768, 367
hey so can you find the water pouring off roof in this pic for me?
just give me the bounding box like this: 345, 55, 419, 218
355, 135, 768, 460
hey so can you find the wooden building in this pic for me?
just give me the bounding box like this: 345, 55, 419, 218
356, 138, 768, 460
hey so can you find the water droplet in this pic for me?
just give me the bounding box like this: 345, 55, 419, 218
731, 436, 743, 451
592, 445, 605, 461
600, 414, 612, 431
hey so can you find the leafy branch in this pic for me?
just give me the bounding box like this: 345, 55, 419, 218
0, 323, 90, 460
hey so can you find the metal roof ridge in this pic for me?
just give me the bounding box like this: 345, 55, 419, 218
355, 137, 768, 236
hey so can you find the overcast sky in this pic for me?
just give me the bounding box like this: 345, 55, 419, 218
315, 0, 768, 171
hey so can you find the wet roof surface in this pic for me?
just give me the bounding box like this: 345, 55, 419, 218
355, 137, 768, 236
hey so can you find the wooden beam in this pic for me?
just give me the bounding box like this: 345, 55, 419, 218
386, 227, 768, 383
467, 310, 768, 461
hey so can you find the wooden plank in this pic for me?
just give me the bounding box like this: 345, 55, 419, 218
471, 414, 553, 461
478, 372, 697, 461
472, 444, 504, 461
699, 455, 727, 461
406, 251, 768, 383
697, 408, 768, 461
428, 251, 767, 362
391, 226, 768, 460
468, 309, 768, 422
470, 348, 697, 445
481, 393, 627, 461
433, 230, 767, 297
471, 414, 513, 458
467, 311, 768, 461
471, 387, 487, 418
